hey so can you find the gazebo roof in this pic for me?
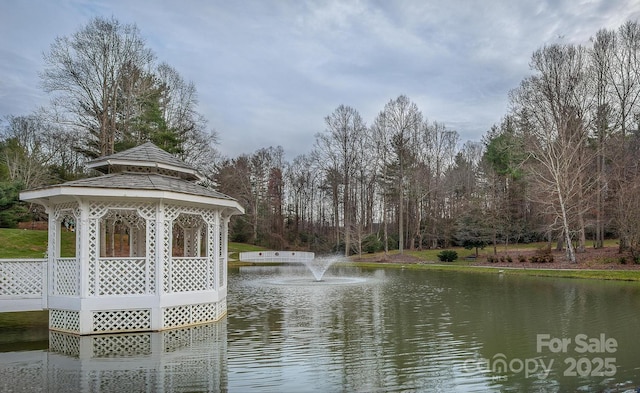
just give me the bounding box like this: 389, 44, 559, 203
20, 142, 242, 213
87, 142, 203, 181
61, 172, 233, 200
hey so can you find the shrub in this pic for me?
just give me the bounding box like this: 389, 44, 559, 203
531, 246, 553, 263
363, 234, 383, 253
487, 255, 497, 263
518, 255, 527, 263
506, 255, 513, 263
437, 250, 458, 262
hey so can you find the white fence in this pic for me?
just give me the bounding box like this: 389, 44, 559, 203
0, 259, 47, 312
239, 251, 314, 263
0, 255, 222, 313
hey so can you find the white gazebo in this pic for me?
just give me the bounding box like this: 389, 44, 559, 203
20, 142, 243, 335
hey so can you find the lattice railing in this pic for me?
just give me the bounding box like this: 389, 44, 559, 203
0, 259, 45, 297
165, 257, 212, 293
53, 258, 80, 296
96, 257, 151, 295
87, 202, 156, 296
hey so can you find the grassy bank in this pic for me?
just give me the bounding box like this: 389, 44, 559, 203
342, 261, 640, 281
228, 242, 268, 260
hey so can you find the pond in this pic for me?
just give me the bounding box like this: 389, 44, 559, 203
1, 265, 639, 392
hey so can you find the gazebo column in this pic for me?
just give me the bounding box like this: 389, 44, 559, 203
44, 204, 56, 311
220, 215, 231, 291
211, 211, 221, 292
77, 201, 93, 335
151, 202, 166, 331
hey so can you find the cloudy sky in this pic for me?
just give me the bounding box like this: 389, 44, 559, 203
2, 1, 640, 159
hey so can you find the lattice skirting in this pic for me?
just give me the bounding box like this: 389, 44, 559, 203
163, 300, 227, 329
49, 309, 81, 333
49, 308, 153, 334
49, 301, 226, 334
93, 309, 152, 333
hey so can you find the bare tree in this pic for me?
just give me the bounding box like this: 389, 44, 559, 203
155, 63, 219, 169
41, 16, 155, 157
598, 22, 640, 252
313, 105, 367, 255
589, 28, 615, 249
375, 96, 423, 254
420, 121, 459, 248
1, 115, 52, 189
607, 21, 640, 138
511, 44, 595, 263
614, 132, 640, 259
371, 113, 391, 255
285, 154, 320, 247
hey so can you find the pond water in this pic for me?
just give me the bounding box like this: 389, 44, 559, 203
1, 265, 639, 392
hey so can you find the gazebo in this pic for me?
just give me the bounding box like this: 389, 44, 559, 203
20, 142, 243, 335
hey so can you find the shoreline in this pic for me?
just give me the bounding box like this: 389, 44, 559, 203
230, 260, 640, 281
338, 260, 640, 281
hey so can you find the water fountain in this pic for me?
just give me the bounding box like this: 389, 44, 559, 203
237, 251, 365, 285
301, 255, 341, 281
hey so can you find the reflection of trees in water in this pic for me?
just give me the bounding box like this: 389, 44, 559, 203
448, 274, 640, 390
225, 268, 640, 391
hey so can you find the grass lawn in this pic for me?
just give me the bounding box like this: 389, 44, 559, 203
0, 228, 48, 258
228, 242, 268, 260
0, 228, 75, 258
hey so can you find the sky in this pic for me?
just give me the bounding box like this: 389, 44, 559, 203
2, 0, 640, 160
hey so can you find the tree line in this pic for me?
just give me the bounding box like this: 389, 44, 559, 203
2, 17, 640, 262
215, 20, 640, 262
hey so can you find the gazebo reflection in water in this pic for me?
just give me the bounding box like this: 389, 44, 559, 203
1, 322, 227, 392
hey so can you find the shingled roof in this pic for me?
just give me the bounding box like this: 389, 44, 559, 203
87, 142, 202, 181
61, 172, 233, 200
21, 142, 238, 204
